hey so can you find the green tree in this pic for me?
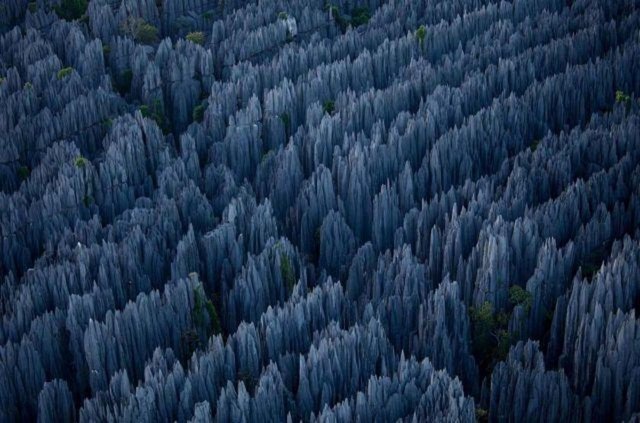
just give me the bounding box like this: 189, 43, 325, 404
185, 283, 222, 355
351, 7, 370, 27
508, 285, 532, 312
136, 22, 158, 44
469, 301, 511, 374
122, 17, 158, 44
327, 4, 347, 32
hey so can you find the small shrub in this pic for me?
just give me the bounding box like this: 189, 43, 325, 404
616, 90, 631, 104
203, 295, 221, 335
17, 166, 30, 180
261, 150, 274, 163
530, 139, 540, 152
278, 11, 288, 20
74, 156, 87, 168
327, 4, 347, 32
280, 112, 291, 138
193, 285, 221, 337
280, 112, 290, 128
203, 10, 215, 21
27, 2, 37, 13
102, 44, 111, 57
280, 254, 296, 294
115, 69, 133, 95
140, 99, 170, 134
351, 6, 370, 27
57, 67, 73, 80
476, 408, 489, 423
136, 22, 158, 44
323, 100, 335, 115
326, 4, 369, 31
192, 101, 208, 123
139, 105, 150, 117
415, 25, 426, 44
54, 0, 87, 21
186, 31, 205, 45
122, 18, 158, 44
24, 82, 33, 90
508, 285, 532, 312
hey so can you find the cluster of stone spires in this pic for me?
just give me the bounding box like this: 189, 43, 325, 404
1, 0, 640, 421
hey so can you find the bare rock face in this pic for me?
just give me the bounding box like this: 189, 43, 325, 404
489, 341, 579, 423
1, 0, 640, 421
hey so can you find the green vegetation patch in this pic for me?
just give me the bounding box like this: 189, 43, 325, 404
351, 7, 370, 27
193, 285, 221, 338
415, 25, 426, 44
135, 21, 158, 44
469, 301, 511, 375
57, 67, 73, 80
326, 4, 370, 32
122, 18, 159, 44
323, 100, 335, 115
616, 90, 631, 104
54, 0, 87, 21
192, 101, 208, 123
140, 99, 170, 133
17, 166, 30, 180
74, 156, 87, 168
186, 31, 206, 45
115, 69, 133, 96
280, 253, 296, 294
508, 285, 532, 312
